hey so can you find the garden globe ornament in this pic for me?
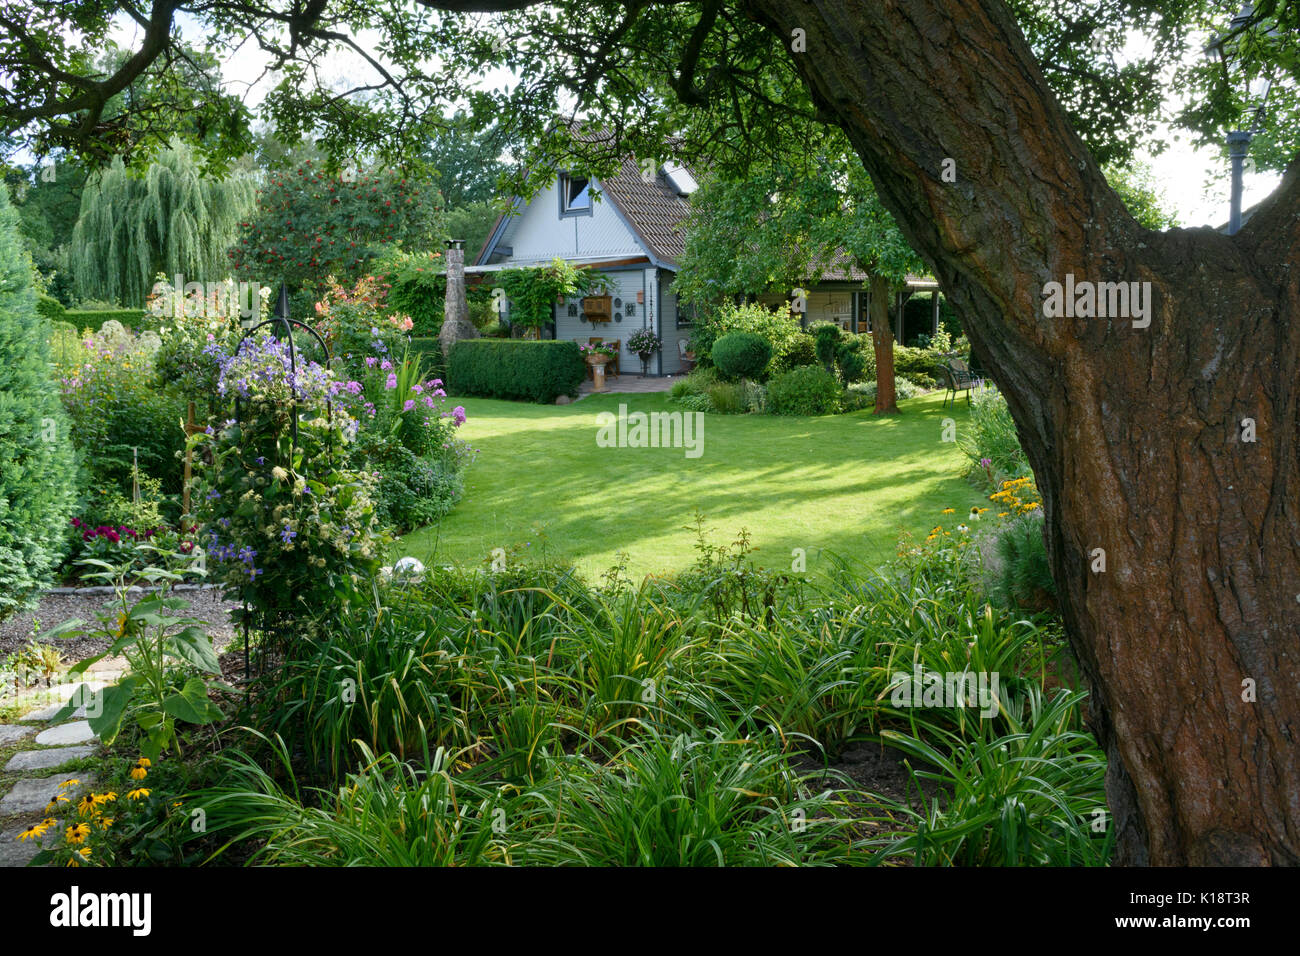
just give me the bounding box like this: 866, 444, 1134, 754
393, 556, 426, 582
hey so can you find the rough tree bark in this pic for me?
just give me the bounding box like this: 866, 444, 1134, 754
744, 0, 1300, 864
868, 274, 899, 414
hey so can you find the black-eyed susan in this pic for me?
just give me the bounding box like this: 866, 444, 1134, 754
57, 779, 80, 790
136, 757, 151, 768
65, 823, 91, 844
17, 820, 51, 841
941, 507, 955, 514
126, 788, 150, 801
93, 791, 116, 805
76, 793, 99, 816
129, 766, 148, 781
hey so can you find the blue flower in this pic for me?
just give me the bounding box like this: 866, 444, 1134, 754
280, 526, 297, 543
206, 489, 221, 500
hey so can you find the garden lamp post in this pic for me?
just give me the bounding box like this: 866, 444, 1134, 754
1204, 4, 1275, 235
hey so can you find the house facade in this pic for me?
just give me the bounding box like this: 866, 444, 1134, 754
473, 155, 949, 375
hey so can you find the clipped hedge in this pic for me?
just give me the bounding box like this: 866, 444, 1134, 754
63, 308, 147, 333
711, 331, 771, 381
448, 339, 585, 403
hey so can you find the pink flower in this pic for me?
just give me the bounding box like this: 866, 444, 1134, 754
403, 399, 415, 411
365, 356, 377, 367
385, 372, 397, 389
380, 360, 393, 371
452, 406, 467, 425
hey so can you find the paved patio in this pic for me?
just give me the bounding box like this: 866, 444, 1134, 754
575, 373, 677, 399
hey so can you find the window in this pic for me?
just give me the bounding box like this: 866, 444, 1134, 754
676, 301, 698, 329
559, 173, 591, 216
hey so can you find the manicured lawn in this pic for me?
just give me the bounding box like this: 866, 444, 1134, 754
398, 390, 986, 578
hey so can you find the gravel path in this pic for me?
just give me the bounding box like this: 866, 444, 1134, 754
0, 588, 238, 662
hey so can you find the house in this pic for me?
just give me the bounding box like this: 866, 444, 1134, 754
473, 150, 951, 375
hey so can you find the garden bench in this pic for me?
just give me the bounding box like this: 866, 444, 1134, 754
939, 358, 978, 408
679, 338, 696, 373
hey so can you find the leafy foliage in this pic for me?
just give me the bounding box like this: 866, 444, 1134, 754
448, 339, 586, 404
228, 162, 442, 305
710, 331, 772, 381
765, 366, 842, 416
496, 258, 609, 330
0, 182, 77, 615
69, 140, 256, 307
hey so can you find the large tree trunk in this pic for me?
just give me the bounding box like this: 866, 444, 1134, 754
747, 0, 1300, 864
868, 273, 898, 414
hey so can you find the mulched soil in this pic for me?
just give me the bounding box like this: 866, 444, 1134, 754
0, 588, 239, 661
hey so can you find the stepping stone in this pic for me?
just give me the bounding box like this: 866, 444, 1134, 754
0, 827, 42, 868
34, 721, 97, 746
4, 746, 96, 773
19, 682, 105, 721
0, 773, 96, 816
21, 702, 87, 721
0, 725, 36, 746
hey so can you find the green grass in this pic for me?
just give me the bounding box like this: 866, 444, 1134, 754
399, 390, 985, 577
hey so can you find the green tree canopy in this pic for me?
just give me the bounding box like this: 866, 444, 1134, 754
69, 138, 257, 306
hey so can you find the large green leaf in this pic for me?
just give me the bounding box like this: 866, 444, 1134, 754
165, 626, 221, 674
86, 676, 142, 745
161, 677, 223, 725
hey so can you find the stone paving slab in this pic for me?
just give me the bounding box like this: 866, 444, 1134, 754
0, 772, 95, 816
4, 746, 96, 773
0, 826, 42, 868
18, 681, 106, 721
0, 725, 36, 746
21, 702, 88, 722
34, 721, 97, 746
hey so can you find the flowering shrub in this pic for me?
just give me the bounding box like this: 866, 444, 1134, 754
149, 271, 266, 403
64, 517, 199, 581
578, 342, 617, 358
312, 273, 413, 373
193, 333, 383, 639
57, 326, 187, 500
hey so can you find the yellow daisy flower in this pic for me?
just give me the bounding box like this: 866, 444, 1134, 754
65, 823, 91, 844
129, 766, 148, 781
126, 788, 151, 801
941, 508, 955, 514
17, 821, 50, 841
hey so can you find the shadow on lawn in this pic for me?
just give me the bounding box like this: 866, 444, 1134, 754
407, 392, 977, 572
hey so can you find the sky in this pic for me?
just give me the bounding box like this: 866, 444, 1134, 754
137, 11, 1283, 230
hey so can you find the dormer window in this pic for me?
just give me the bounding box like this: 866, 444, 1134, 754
560, 173, 591, 216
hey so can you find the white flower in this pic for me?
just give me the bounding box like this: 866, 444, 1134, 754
271, 466, 289, 482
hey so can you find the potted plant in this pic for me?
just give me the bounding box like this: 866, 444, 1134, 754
578, 341, 617, 365
626, 328, 662, 376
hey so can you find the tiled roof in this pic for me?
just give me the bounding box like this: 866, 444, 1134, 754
594, 154, 692, 266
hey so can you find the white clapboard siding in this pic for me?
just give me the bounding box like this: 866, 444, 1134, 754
501, 177, 643, 263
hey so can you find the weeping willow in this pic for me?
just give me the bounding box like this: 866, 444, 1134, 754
70, 139, 257, 307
